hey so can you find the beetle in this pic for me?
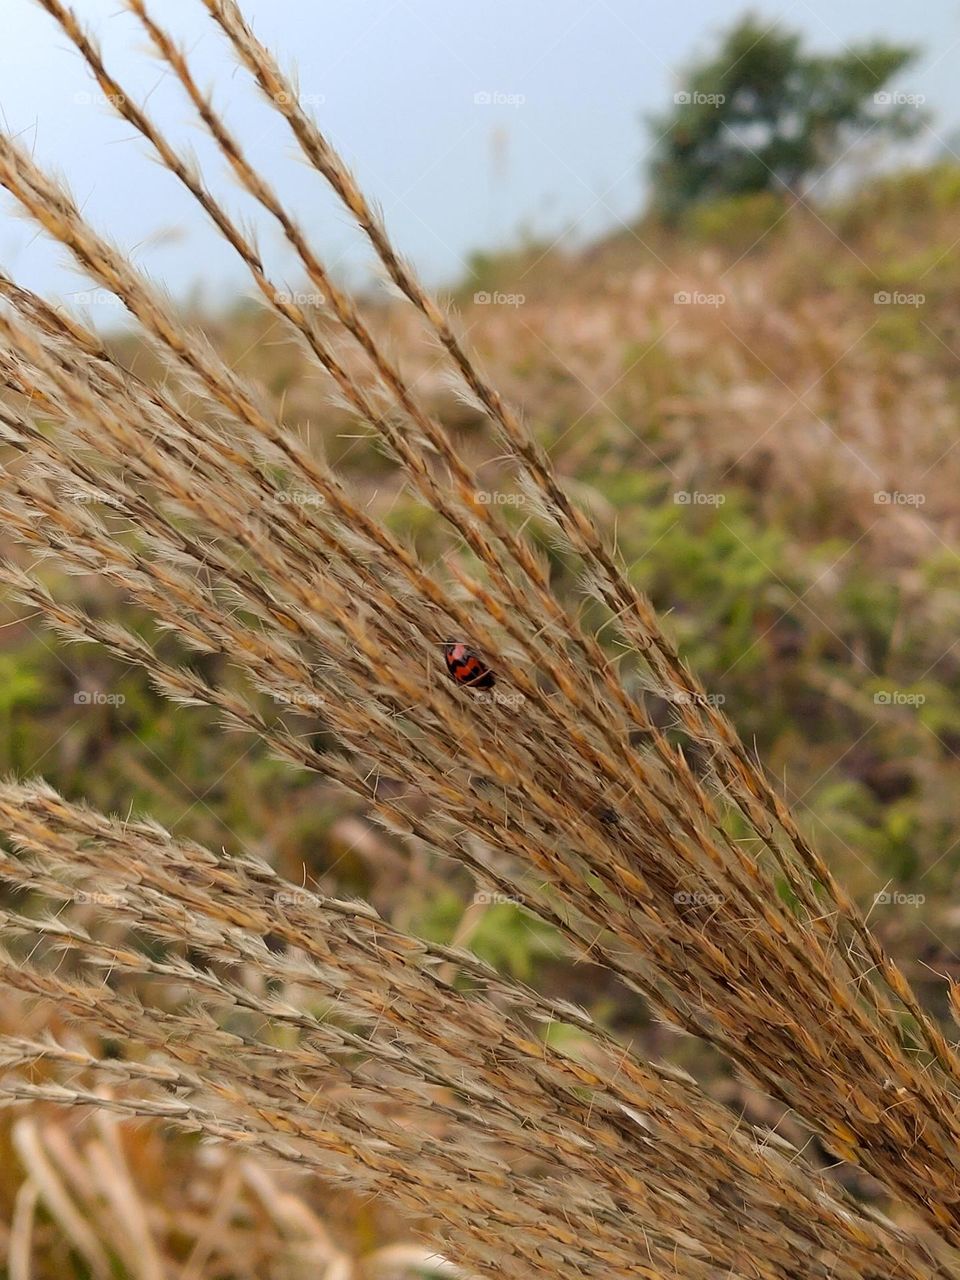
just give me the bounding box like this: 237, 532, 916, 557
443, 642, 496, 690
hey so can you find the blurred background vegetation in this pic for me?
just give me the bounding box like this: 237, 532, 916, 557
3, 9, 960, 1275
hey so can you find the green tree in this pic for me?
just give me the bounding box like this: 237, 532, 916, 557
648, 14, 924, 219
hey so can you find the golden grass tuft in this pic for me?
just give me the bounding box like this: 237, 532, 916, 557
0, 2, 958, 1276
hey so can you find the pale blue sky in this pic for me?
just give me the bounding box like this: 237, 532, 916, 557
1, 0, 958, 308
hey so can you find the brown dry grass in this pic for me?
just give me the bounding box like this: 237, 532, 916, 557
0, 2, 958, 1276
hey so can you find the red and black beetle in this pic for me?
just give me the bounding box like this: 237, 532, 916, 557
443, 642, 496, 690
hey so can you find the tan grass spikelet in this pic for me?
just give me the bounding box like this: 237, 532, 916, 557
1, 112, 960, 1239
190, 0, 960, 1091
0, 779, 953, 1280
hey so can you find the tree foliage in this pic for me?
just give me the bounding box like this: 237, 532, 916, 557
648, 14, 924, 218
